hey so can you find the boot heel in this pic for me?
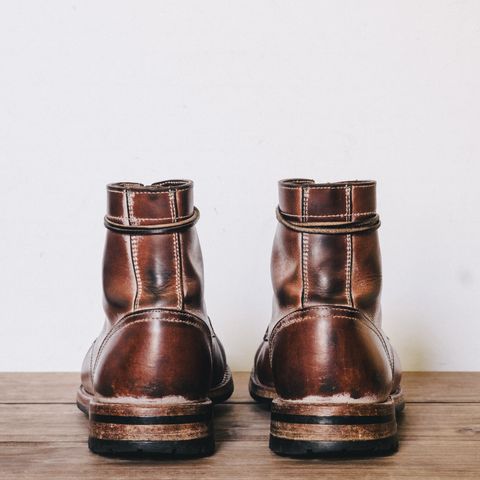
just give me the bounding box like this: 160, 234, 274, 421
88, 398, 214, 456
270, 397, 398, 456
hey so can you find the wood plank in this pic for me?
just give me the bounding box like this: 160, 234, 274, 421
401, 371, 480, 403
1, 375, 479, 479
0, 371, 479, 404
0, 372, 251, 404
0, 402, 479, 443
237, 371, 480, 403
0, 403, 479, 478
1, 439, 479, 478
0, 372, 79, 404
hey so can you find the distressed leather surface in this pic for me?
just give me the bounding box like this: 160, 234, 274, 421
81, 180, 229, 400
252, 179, 401, 401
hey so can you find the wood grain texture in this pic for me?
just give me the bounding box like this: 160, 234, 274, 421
1, 371, 479, 403
0, 372, 479, 479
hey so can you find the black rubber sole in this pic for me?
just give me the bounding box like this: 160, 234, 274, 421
88, 437, 215, 457
269, 434, 399, 457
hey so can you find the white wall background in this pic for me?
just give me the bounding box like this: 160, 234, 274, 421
0, 1, 479, 371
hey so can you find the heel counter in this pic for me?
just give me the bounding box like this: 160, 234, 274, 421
270, 307, 393, 402
93, 310, 212, 401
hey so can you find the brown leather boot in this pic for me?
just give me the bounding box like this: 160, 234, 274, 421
250, 179, 404, 456
77, 180, 233, 456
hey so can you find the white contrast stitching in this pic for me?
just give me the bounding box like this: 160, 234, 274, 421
281, 185, 346, 191
88, 339, 97, 387
345, 187, 353, 307
302, 187, 310, 306
346, 235, 352, 306
131, 236, 142, 309
345, 235, 352, 307
169, 190, 182, 310
92, 313, 210, 376
127, 192, 137, 226
279, 211, 376, 219
269, 312, 393, 373
269, 305, 365, 336
270, 306, 359, 333
127, 191, 142, 310
107, 188, 190, 195
281, 184, 374, 191
179, 233, 186, 308
105, 213, 193, 222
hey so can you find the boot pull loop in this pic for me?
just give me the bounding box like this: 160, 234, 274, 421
276, 207, 380, 235
104, 207, 200, 235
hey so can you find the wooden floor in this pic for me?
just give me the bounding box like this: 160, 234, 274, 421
0, 372, 479, 479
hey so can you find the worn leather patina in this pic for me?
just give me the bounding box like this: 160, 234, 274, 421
79, 180, 233, 407
251, 179, 402, 404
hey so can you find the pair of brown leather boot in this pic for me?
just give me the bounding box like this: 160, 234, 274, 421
78, 179, 403, 457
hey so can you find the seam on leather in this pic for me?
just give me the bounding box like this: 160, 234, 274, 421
301, 186, 310, 306
211, 366, 232, 391
106, 213, 193, 223
280, 184, 374, 191
299, 188, 304, 308
88, 339, 97, 388
330, 315, 393, 373
250, 371, 276, 391
345, 234, 352, 306
269, 305, 364, 334
107, 187, 191, 195
169, 190, 183, 310
111, 308, 210, 335
131, 236, 142, 309
178, 233, 186, 311
269, 308, 393, 373
345, 186, 353, 307
126, 191, 142, 310
92, 311, 210, 377
388, 339, 395, 375
280, 210, 377, 219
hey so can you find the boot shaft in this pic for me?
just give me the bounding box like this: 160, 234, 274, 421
262, 178, 398, 403
103, 180, 207, 324
271, 178, 382, 324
